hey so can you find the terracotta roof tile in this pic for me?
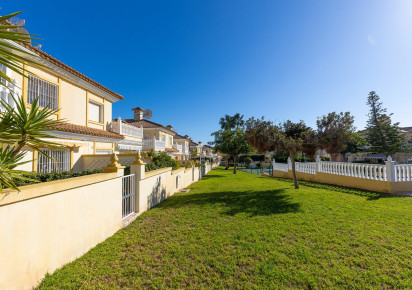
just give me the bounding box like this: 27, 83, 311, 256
52, 123, 124, 139
165, 147, 179, 152
174, 134, 191, 140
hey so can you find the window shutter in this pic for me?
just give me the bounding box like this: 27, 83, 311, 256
89, 102, 102, 123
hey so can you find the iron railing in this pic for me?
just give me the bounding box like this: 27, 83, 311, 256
122, 174, 136, 219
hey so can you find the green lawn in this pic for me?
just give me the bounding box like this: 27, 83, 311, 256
39, 167, 412, 289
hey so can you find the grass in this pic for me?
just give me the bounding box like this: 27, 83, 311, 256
39, 167, 412, 289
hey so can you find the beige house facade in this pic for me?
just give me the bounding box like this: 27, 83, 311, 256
1, 37, 142, 173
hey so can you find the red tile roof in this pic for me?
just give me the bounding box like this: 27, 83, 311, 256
52, 123, 124, 139
165, 147, 179, 152
174, 134, 191, 141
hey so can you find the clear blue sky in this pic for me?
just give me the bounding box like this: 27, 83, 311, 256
4, 1, 412, 143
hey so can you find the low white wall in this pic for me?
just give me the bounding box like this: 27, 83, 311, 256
0, 161, 215, 289
133, 163, 212, 215
0, 173, 122, 290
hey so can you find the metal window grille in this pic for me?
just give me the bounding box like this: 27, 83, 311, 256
122, 174, 136, 219
27, 75, 58, 110
37, 149, 71, 173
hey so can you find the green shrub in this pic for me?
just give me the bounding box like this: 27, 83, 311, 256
10, 169, 103, 188
145, 152, 180, 172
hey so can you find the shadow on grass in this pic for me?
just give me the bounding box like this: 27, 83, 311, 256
202, 174, 225, 178
161, 188, 300, 216
260, 176, 403, 201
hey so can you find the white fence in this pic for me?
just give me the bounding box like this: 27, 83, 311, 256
319, 162, 387, 181
295, 162, 316, 174
276, 156, 412, 183
273, 163, 289, 172
395, 164, 412, 182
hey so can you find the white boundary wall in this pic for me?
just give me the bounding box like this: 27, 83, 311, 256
0, 161, 216, 289
0, 173, 122, 290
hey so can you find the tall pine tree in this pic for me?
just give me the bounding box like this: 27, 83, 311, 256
365, 91, 405, 155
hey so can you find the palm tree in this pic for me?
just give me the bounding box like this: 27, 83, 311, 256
219, 113, 244, 130
0, 11, 65, 192
0, 11, 41, 87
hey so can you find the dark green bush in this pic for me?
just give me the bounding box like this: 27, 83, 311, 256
11, 169, 103, 187
145, 151, 180, 172
238, 154, 265, 162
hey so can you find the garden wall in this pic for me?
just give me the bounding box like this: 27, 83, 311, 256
0, 172, 122, 290
271, 169, 411, 193
0, 161, 216, 289
132, 165, 204, 214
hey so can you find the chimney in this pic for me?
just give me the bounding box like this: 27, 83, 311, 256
166, 125, 173, 131
132, 107, 144, 120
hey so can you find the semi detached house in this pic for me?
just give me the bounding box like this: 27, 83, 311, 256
0, 29, 143, 173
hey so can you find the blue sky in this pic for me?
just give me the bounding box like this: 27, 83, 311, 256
4, 1, 412, 143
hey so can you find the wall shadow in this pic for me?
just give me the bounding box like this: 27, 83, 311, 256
160, 188, 300, 217
147, 176, 167, 209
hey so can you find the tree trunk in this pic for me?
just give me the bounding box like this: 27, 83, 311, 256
233, 155, 237, 174
225, 158, 229, 170
289, 150, 299, 189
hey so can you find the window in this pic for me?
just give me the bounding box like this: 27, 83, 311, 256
161, 135, 165, 141
37, 149, 71, 173
88, 101, 103, 123
169, 137, 172, 146
27, 75, 58, 110
144, 134, 150, 140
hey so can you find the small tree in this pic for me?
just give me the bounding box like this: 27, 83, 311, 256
316, 112, 355, 161
365, 91, 405, 155
244, 157, 253, 168
245, 117, 315, 189
278, 121, 314, 189
192, 147, 198, 161
211, 128, 251, 174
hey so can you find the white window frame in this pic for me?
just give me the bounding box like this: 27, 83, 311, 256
88, 101, 103, 123
27, 74, 58, 110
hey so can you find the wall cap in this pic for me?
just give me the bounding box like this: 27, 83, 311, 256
171, 167, 185, 174
0, 172, 118, 207
144, 167, 173, 179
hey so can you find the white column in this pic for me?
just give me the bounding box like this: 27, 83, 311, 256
117, 117, 122, 135
385, 156, 396, 182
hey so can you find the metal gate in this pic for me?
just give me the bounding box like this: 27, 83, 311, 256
122, 174, 136, 219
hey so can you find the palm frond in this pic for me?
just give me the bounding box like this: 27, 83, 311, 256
0, 144, 38, 192
0, 11, 43, 88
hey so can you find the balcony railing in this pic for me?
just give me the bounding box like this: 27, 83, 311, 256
143, 137, 165, 150
173, 144, 182, 152
109, 117, 143, 138
172, 144, 190, 154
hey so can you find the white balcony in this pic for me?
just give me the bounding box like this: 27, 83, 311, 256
109, 117, 143, 139
173, 144, 183, 152
143, 137, 165, 150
